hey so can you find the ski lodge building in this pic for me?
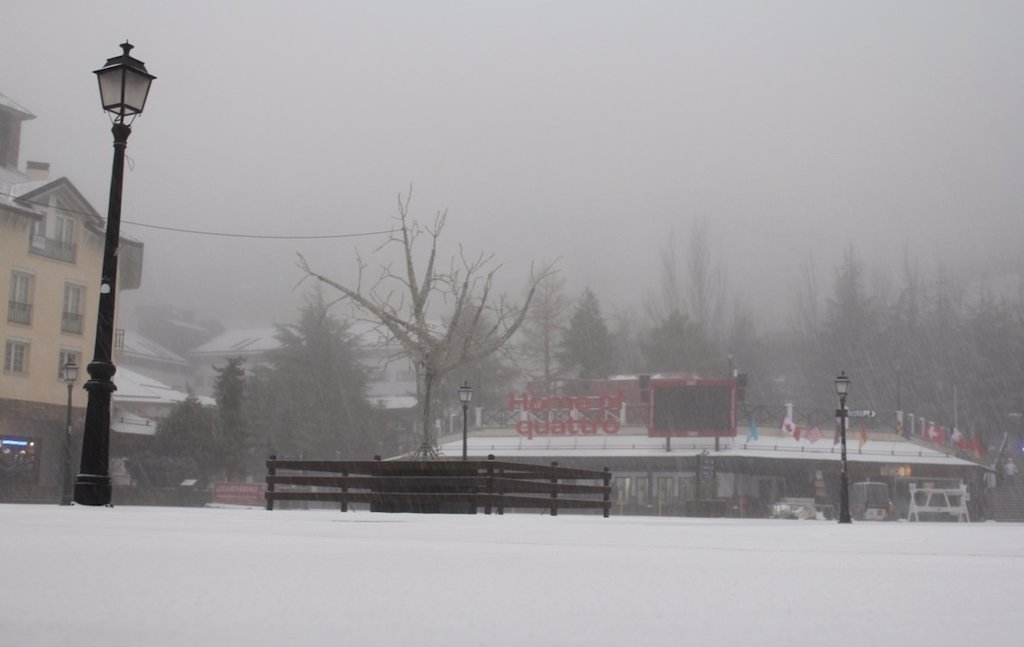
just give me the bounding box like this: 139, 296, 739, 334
435, 375, 989, 520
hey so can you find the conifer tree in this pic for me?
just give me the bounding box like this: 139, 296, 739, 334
213, 356, 248, 479
559, 288, 614, 380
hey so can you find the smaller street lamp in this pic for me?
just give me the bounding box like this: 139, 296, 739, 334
834, 371, 852, 524
61, 360, 79, 506
458, 382, 474, 460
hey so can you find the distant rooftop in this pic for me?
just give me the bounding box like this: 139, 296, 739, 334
118, 330, 190, 366
191, 328, 281, 356
0, 92, 35, 120
113, 367, 214, 407
0, 166, 41, 217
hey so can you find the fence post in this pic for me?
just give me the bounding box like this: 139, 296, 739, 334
341, 468, 348, 512
265, 454, 277, 511
550, 461, 559, 516
603, 466, 611, 518
497, 458, 505, 515
485, 455, 495, 515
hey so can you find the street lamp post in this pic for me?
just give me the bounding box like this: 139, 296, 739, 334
61, 360, 79, 505
458, 382, 473, 460
74, 42, 155, 506
835, 371, 852, 524
895, 362, 901, 412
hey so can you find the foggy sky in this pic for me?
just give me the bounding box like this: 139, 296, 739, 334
4, 1, 1023, 331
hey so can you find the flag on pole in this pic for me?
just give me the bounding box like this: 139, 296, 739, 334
747, 417, 759, 441
858, 421, 868, 449
833, 424, 841, 445
951, 426, 965, 450
970, 432, 984, 459
806, 426, 824, 443
780, 416, 796, 437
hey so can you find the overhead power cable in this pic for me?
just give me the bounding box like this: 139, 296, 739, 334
0, 189, 391, 240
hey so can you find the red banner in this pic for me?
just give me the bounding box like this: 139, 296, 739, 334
212, 482, 266, 506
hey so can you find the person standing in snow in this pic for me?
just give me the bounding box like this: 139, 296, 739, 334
1003, 458, 1018, 485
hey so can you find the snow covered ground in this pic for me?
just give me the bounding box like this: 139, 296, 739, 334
2, 504, 1021, 647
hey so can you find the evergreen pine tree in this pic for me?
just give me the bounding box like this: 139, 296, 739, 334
247, 290, 373, 458
213, 356, 248, 479
559, 288, 614, 380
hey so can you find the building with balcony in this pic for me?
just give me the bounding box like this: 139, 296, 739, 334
1, 92, 143, 501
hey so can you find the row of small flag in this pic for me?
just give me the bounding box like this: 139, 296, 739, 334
900, 420, 984, 458
745, 416, 868, 448
745, 415, 985, 459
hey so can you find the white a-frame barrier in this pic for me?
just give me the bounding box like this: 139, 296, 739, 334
907, 483, 970, 522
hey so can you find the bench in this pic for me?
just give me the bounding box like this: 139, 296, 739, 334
265, 455, 612, 517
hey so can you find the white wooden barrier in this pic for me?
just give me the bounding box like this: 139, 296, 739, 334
907, 483, 970, 522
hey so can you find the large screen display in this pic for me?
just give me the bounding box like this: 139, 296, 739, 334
649, 380, 735, 437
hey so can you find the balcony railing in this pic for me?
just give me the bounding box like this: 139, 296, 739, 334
7, 301, 31, 325
62, 311, 84, 334
28, 235, 77, 263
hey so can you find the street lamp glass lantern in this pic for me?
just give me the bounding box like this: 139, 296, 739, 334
63, 360, 79, 384
834, 371, 850, 397
95, 42, 156, 119
458, 381, 474, 405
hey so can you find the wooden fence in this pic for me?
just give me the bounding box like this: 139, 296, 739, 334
265, 455, 612, 517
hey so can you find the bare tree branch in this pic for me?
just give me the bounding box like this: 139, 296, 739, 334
298, 190, 558, 456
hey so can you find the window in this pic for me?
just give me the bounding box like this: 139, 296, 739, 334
55, 215, 74, 246
27, 214, 76, 263
58, 349, 81, 378
636, 477, 649, 505
0, 436, 40, 485
62, 283, 85, 334
7, 271, 33, 325
4, 340, 29, 374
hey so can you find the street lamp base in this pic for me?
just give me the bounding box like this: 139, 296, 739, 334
73, 474, 112, 506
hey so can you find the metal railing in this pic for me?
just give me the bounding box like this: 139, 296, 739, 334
7, 301, 31, 324
61, 311, 84, 334
28, 236, 76, 263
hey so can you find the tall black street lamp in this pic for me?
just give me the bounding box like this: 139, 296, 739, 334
458, 382, 473, 460
835, 371, 852, 524
61, 360, 79, 506
74, 42, 155, 506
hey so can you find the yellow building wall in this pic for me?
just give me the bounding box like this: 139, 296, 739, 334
1, 196, 121, 408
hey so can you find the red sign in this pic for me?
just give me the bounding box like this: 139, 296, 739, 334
507, 392, 624, 439
212, 482, 266, 506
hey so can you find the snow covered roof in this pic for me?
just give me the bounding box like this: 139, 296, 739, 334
110, 410, 157, 436
439, 427, 981, 468
118, 330, 189, 366
113, 367, 214, 407
0, 92, 35, 119
190, 328, 280, 356
369, 395, 417, 410
0, 166, 42, 217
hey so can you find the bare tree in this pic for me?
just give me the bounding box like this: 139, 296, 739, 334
643, 228, 684, 325
686, 218, 726, 341
644, 220, 726, 342
298, 189, 556, 456
792, 253, 821, 343
517, 269, 567, 391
